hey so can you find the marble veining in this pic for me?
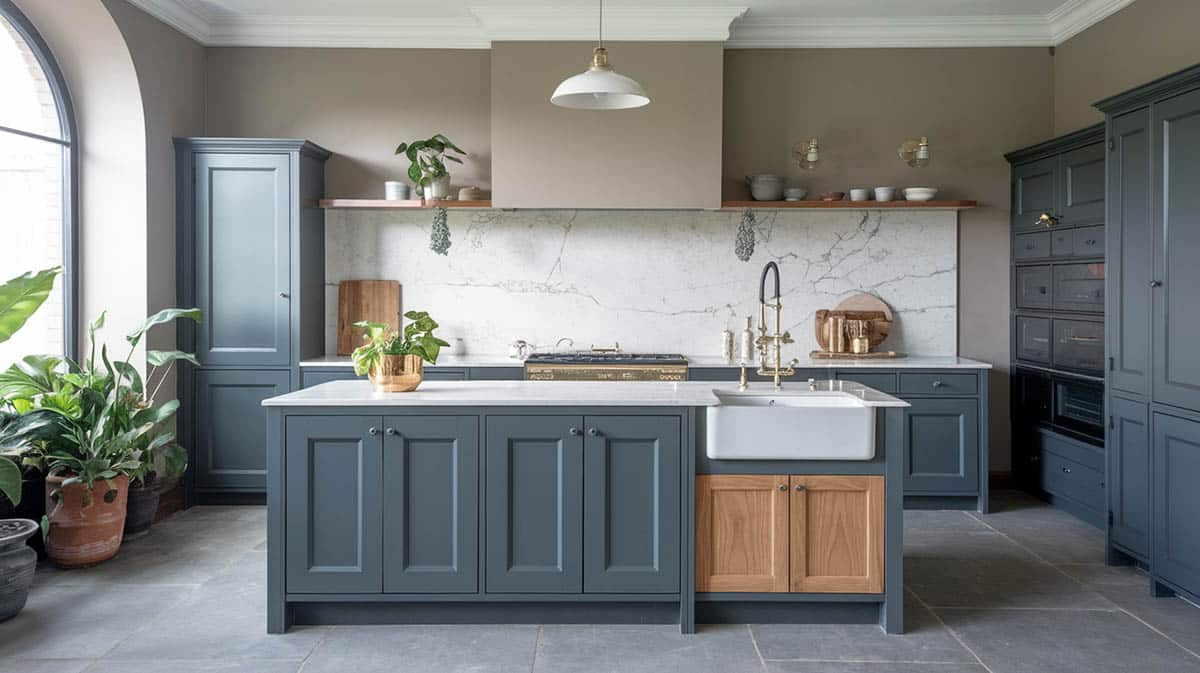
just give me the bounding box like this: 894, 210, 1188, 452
325, 208, 958, 358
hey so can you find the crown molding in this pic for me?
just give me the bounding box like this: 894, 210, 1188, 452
121, 0, 1131, 49
726, 15, 1053, 49
468, 6, 749, 42
1047, 0, 1136, 44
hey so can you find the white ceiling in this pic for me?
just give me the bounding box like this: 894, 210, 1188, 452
126, 0, 1136, 49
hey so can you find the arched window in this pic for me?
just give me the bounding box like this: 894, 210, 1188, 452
0, 0, 77, 363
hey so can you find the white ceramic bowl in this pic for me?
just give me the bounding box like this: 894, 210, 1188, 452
904, 187, 938, 202
746, 174, 785, 201
849, 188, 870, 202
874, 186, 896, 202
783, 186, 808, 201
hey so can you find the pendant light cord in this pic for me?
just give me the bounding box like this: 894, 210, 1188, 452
598, 0, 603, 48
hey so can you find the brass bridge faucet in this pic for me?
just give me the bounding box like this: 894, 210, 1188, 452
756, 261, 797, 389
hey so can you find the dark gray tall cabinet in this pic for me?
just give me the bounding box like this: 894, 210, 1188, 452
1098, 64, 1200, 602
1006, 125, 1107, 528
176, 138, 330, 503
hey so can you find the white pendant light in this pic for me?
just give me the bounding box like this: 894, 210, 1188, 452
551, 0, 649, 110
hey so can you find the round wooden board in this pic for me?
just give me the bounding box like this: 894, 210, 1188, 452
814, 293, 894, 351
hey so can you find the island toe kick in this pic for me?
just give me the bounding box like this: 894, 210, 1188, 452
263, 381, 908, 635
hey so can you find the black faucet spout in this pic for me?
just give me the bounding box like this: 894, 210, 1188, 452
759, 261, 780, 304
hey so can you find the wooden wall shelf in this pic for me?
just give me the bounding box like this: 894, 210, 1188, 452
720, 200, 976, 211
319, 199, 492, 209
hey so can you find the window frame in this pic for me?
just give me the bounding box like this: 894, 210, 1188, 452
0, 0, 79, 360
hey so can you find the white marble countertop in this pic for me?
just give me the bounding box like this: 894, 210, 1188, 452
263, 379, 911, 408
299, 354, 992, 370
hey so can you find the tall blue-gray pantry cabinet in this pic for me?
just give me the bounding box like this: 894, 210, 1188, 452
175, 138, 330, 503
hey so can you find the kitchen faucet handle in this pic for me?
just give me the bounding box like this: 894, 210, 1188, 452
781, 330, 794, 344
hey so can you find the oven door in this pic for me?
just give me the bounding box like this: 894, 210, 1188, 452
1052, 378, 1104, 439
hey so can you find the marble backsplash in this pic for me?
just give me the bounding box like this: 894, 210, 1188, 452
324, 208, 958, 358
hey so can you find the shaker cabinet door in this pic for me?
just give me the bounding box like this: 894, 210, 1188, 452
902, 398, 979, 494
1108, 108, 1153, 397
193, 368, 290, 492
695, 474, 790, 592
193, 153, 292, 367
1152, 89, 1200, 412
1012, 157, 1060, 232
485, 416, 583, 593
383, 416, 479, 593
790, 475, 884, 594
1109, 398, 1151, 559
1058, 142, 1106, 227
1153, 412, 1200, 595
582, 416, 681, 593
285, 416, 383, 594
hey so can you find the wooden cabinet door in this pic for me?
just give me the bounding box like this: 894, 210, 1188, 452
1109, 397, 1151, 559
695, 474, 789, 592
1058, 142, 1106, 227
382, 416, 479, 593
285, 416, 383, 594
194, 368, 290, 492
485, 415, 583, 593
1012, 156, 1059, 232
790, 475, 884, 593
1107, 108, 1153, 397
193, 152, 291, 367
1153, 89, 1200, 412
1153, 412, 1200, 595
583, 416, 681, 593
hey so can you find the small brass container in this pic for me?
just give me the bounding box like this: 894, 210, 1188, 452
369, 354, 424, 392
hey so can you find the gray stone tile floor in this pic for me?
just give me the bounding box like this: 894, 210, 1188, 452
1, 490, 1197, 673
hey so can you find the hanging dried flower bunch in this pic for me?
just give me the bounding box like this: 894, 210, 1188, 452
735, 208, 756, 262
430, 207, 451, 255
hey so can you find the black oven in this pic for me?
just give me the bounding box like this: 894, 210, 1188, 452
1052, 378, 1104, 439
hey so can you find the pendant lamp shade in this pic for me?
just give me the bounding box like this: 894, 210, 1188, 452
552, 47, 649, 110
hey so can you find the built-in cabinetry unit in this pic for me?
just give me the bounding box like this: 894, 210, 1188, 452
176, 138, 330, 503
1006, 125, 1107, 527
1097, 64, 1200, 603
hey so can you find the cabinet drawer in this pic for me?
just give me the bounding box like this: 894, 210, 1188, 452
900, 373, 978, 396
1053, 263, 1105, 313
1040, 451, 1105, 513
1071, 226, 1105, 257
1051, 229, 1075, 257
1052, 320, 1104, 374
301, 368, 360, 388
1015, 265, 1052, 309
1014, 232, 1051, 260
1015, 317, 1051, 364
834, 371, 898, 393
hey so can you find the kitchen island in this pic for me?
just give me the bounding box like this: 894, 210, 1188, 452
262, 379, 909, 635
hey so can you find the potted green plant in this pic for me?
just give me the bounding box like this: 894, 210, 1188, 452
1, 307, 201, 567
395, 134, 465, 201
351, 311, 450, 392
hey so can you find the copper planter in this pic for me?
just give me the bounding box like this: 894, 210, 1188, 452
368, 354, 424, 392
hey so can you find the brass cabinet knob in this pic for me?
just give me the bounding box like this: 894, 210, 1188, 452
1038, 213, 1057, 227
779, 484, 788, 491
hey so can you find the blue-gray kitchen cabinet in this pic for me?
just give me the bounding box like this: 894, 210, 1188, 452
1057, 142, 1107, 227
285, 416, 383, 594
902, 398, 979, 495
1011, 156, 1059, 232
382, 415, 479, 593
1106, 107, 1152, 398
485, 415, 584, 593
1153, 412, 1200, 594
193, 369, 290, 494
583, 415, 681, 593
1152, 88, 1200, 413
1109, 396, 1150, 560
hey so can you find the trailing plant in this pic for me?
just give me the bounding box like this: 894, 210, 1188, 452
395, 134, 465, 189
0, 266, 61, 505
351, 311, 450, 376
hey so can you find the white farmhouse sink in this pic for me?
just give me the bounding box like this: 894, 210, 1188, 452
705, 389, 876, 460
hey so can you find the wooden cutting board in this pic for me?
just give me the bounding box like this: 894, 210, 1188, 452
337, 280, 401, 355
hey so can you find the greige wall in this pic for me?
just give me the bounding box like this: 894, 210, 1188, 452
1054, 0, 1200, 135
724, 48, 1057, 472
490, 42, 723, 209
205, 48, 491, 198
103, 0, 205, 403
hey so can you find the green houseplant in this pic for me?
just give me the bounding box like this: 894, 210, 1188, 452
395, 134, 465, 201
351, 311, 449, 393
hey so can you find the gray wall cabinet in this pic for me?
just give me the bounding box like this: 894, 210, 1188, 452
285, 416, 383, 594
1058, 142, 1107, 227
1011, 156, 1059, 232
1099, 63, 1200, 601
485, 415, 585, 593
1109, 397, 1150, 559
193, 369, 290, 492
901, 398, 978, 495
583, 415, 681, 593
383, 416, 479, 594
176, 138, 330, 503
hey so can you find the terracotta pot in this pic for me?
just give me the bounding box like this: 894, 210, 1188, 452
44, 473, 128, 568
124, 472, 160, 541
368, 354, 424, 392
0, 519, 37, 622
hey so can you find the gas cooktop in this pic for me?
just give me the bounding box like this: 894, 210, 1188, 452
524, 352, 689, 366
